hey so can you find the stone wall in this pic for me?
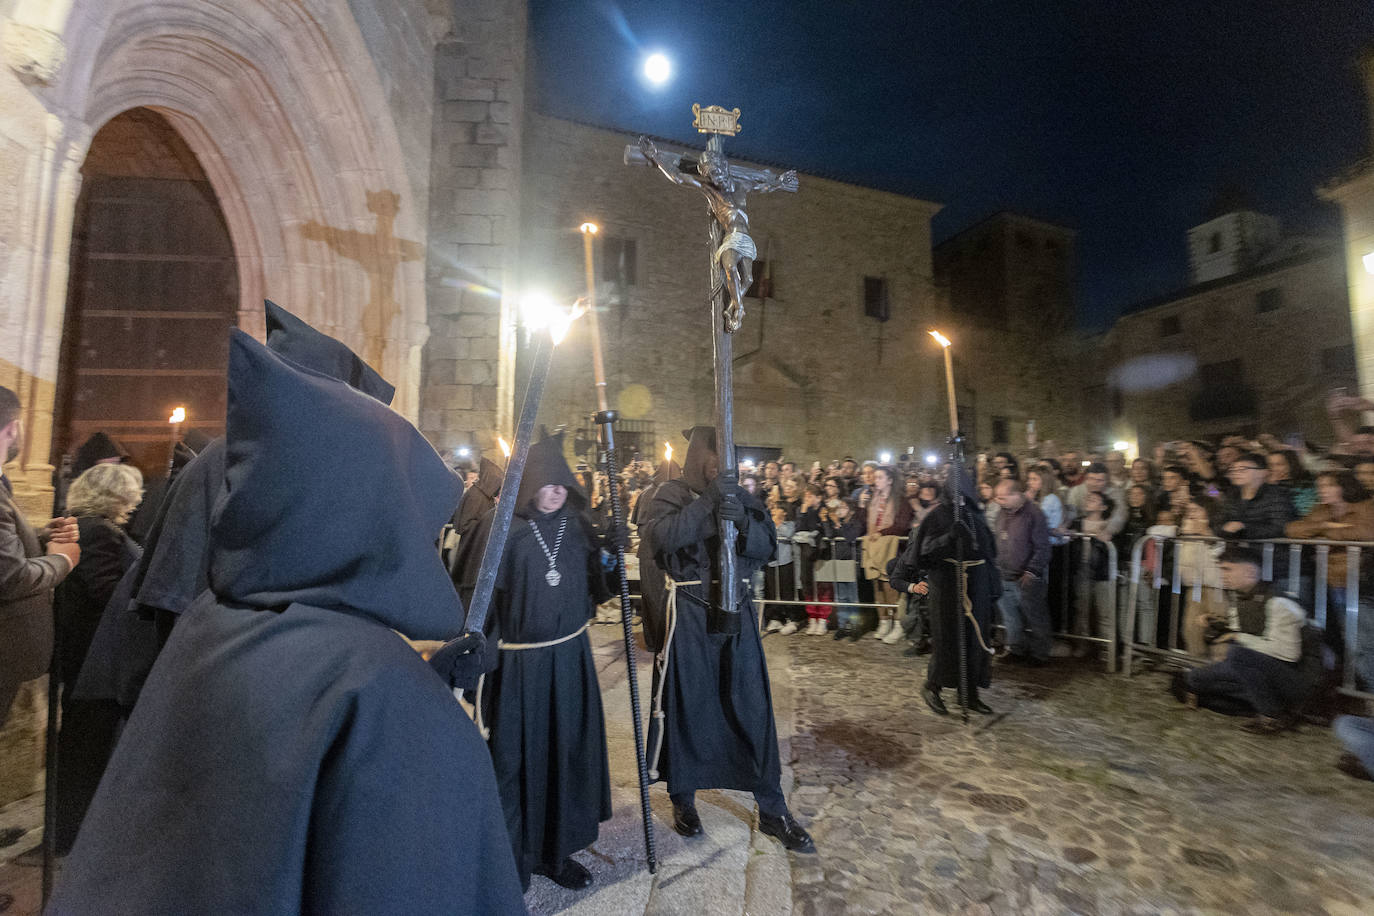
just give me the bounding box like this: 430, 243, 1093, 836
511, 114, 946, 466
421, 0, 527, 455
933, 212, 1086, 453
1097, 248, 1352, 447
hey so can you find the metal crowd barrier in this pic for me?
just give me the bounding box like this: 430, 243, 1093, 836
1120, 534, 1374, 700
749, 532, 1119, 673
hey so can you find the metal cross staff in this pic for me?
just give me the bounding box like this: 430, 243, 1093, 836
578, 221, 657, 873
625, 105, 797, 622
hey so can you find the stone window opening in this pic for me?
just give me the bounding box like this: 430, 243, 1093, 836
863, 276, 890, 322
1159, 314, 1181, 337
1254, 287, 1283, 313
991, 416, 1009, 444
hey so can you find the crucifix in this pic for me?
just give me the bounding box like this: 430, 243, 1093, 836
625, 105, 798, 620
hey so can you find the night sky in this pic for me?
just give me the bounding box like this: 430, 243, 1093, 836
529, 0, 1374, 330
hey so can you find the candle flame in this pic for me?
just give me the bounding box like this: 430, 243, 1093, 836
664, 441, 673, 463
168, 407, 186, 424
550, 298, 589, 345
498, 436, 512, 458
928, 330, 951, 348
579, 222, 599, 235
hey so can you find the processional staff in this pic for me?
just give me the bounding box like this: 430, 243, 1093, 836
625, 104, 798, 624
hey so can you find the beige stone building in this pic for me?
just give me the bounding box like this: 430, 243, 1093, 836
517, 114, 945, 467
1088, 221, 1352, 450
1322, 49, 1374, 403
932, 212, 1085, 453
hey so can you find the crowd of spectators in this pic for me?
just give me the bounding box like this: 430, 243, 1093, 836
567, 391, 1374, 764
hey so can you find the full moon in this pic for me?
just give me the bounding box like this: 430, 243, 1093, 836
643, 52, 671, 85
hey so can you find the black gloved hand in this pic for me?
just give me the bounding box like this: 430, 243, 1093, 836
718, 495, 747, 524
428, 630, 489, 692
708, 472, 741, 505
604, 522, 631, 553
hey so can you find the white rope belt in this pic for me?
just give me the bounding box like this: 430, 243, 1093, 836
647, 578, 699, 780
474, 622, 591, 741
943, 557, 995, 655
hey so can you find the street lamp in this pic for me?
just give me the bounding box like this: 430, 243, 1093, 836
929, 330, 958, 435
879, 451, 892, 465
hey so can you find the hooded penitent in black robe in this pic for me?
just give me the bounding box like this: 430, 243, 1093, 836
50, 330, 524, 915
480, 434, 613, 889
75, 299, 398, 712
449, 455, 505, 606
889, 467, 1001, 692
637, 428, 781, 795
632, 458, 681, 652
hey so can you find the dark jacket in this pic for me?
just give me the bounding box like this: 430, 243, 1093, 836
1221, 483, 1296, 541
1, 480, 72, 725
994, 499, 1050, 579
53, 516, 140, 696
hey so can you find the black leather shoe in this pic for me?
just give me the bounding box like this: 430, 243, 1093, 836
832, 626, 848, 641
672, 802, 703, 837
534, 857, 593, 889
967, 693, 994, 715
758, 811, 815, 853
922, 685, 948, 716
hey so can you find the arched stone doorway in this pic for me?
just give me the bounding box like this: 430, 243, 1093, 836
53, 108, 238, 477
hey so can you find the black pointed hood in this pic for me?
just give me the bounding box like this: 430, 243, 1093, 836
653, 459, 682, 484
473, 456, 504, 500
264, 300, 395, 406
210, 330, 462, 640
681, 425, 717, 494
513, 433, 586, 515
943, 463, 982, 508
72, 432, 126, 476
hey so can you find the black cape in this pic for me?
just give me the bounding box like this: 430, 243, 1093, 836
632, 458, 681, 652
637, 427, 782, 794
74, 300, 397, 710
50, 330, 523, 915
481, 435, 612, 888
448, 455, 505, 606
889, 468, 1001, 691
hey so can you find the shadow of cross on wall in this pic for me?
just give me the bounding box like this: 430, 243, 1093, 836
300, 190, 423, 369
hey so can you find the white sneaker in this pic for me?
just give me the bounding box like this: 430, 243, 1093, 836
779, 621, 799, 636
809, 618, 824, 635
874, 619, 893, 639
882, 625, 904, 645
766, 620, 783, 633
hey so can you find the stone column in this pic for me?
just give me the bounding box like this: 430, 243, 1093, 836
422, 0, 526, 455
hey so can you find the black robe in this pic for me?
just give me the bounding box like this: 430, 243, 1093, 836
50, 330, 523, 915
889, 487, 1001, 692
479, 434, 611, 888
449, 457, 504, 604
638, 471, 781, 795
484, 506, 613, 887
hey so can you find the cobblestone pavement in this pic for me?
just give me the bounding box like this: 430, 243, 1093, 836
778, 634, 1374, 916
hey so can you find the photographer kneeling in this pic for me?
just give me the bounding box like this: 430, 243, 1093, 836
1172, 545, 1314, 734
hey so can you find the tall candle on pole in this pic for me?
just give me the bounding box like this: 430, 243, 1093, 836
578, 220, 658, 874
929, 330, 957, 435
168, 406, 186, 473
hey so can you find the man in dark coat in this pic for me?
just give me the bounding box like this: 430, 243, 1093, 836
74, 299, 397, 713
890, 465, 1001, 716
448, 454, 505, 606
50, 330, 524, 915
479, 434, 613, 891
637, 426, 814, 852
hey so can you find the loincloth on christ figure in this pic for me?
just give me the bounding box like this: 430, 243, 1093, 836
715, 229, 757, 263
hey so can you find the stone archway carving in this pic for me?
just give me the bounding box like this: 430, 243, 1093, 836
34, 0, 429, 430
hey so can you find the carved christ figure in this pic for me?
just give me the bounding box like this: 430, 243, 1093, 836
638, 136, 797, 332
